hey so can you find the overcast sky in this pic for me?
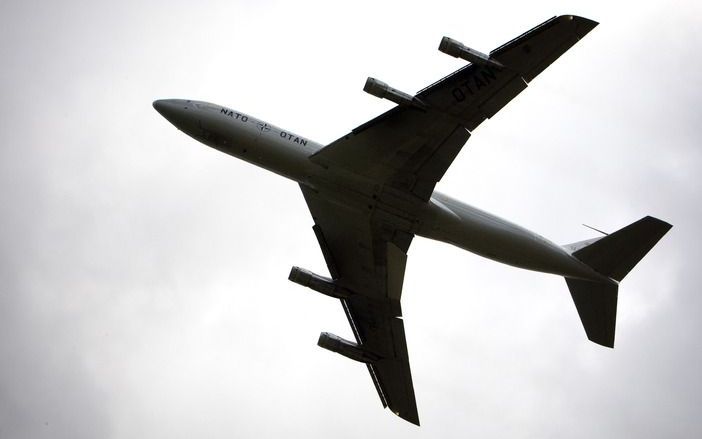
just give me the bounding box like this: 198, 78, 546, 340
1, 0, 700, 438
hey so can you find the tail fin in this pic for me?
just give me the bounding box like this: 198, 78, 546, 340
565, 279, 618, 347
565, 216, 672, 348
571, 216, 672, 282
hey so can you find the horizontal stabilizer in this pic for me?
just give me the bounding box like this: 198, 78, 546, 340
565, 279, 618, 347
572, 216, 672, 281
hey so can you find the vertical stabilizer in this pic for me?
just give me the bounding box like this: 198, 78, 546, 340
565, 279, 618, 347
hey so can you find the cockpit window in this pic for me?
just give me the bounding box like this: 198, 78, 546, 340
194, 102, 222, 112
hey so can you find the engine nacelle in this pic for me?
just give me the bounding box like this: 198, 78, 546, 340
318, 332, 380, 363
363, 77, 426, 109
438, 36, 503, 68
288, 266, 351, 299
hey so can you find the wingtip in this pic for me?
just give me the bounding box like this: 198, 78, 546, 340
644, 215, 673, 232
560, 14, 599, 25
390, 404, 420, 426
558, 15, 599, 36
589, 334, 615, 349
396, 410, 420, 426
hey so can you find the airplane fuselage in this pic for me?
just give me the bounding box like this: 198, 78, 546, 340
154, 99, 613, 284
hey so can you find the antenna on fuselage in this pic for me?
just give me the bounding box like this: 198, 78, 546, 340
582, 224, 609, 236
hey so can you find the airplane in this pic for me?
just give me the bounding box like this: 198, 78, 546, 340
153, 15, 671, 426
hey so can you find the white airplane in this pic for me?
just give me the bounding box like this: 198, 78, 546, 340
153, 15, 671, 425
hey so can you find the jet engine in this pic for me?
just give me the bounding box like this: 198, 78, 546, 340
438, 36, 503, 68
363, 77, 426, 109
288, 266, 351, 299
318, 332, 380, 363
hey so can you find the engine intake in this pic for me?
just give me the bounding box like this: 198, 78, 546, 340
363, 77, 426, 109
288, 266, 351, 299
318, 332, 380, 363
438, 37, 503, 68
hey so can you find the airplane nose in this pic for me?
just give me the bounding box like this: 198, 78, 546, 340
153, 99, 202, 137
152, 99, 165, 113
152, 99, 180, 119
153, 99, 191, 125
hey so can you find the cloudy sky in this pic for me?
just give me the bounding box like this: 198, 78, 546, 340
1, 0, 700, 437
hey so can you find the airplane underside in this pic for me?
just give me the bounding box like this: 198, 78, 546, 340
153, 15, 671, 425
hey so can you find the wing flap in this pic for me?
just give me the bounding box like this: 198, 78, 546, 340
386, 242, 407, 301
343, 295, 419, 425
477, 76, 528, 119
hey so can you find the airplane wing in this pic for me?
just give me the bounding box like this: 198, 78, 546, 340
298, 15, 598, 425
299, 184, 420, 425
311, 15, 598, 201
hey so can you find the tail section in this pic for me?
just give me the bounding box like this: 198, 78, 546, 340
570, 216, 672, 282
565, 279, 618, 347
564, 216, 672, 348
